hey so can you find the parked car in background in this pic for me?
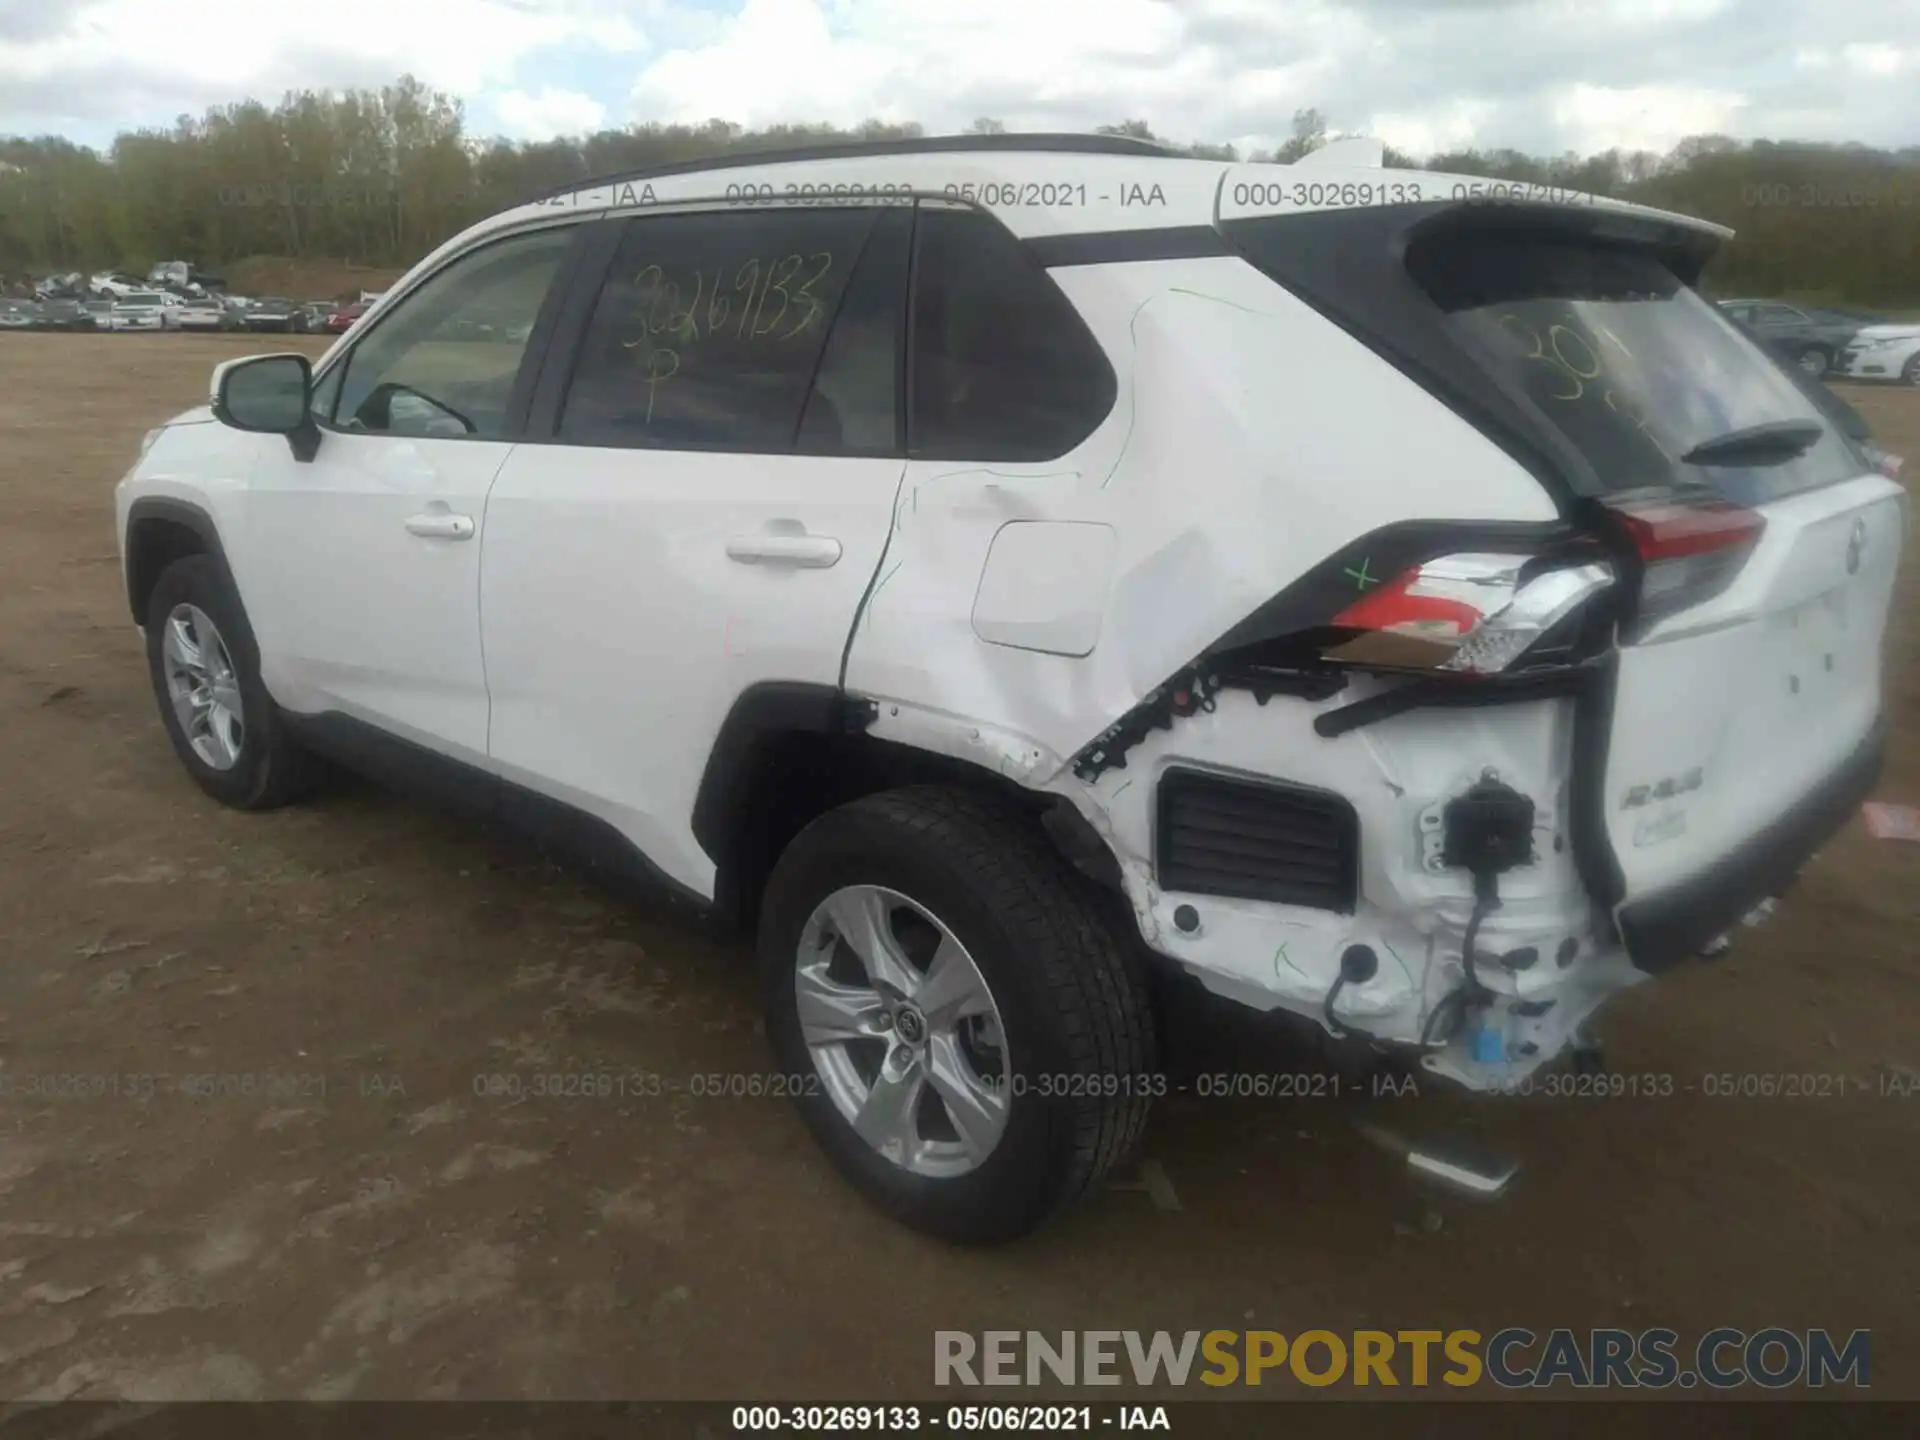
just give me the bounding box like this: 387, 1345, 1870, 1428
100, 293, 168, 331
149, 260, 226, 292
323, 300, 369, 334
241, 297, 306, 333
90, 271, 147, 300
0, 299, 41, 330
1716, 299, 1863, 376
38, 298, 98, 331
297, 301, 338, 330
163, 297, 231, 332
35, 272, 85, 300
1837, 323, 1920, 386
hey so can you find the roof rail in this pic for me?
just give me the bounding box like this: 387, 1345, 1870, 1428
529, 131, 1182, 204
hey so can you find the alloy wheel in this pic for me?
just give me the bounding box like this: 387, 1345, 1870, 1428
794, 884, 1012, 1178
161, 603, 245, 770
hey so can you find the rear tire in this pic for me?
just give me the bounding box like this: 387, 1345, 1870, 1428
144, 554, 326, 811
1797, 345, 1832, 376
759, 786, 1158, 1243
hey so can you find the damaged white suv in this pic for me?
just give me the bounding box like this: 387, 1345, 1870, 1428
116, 134, 1905, 1242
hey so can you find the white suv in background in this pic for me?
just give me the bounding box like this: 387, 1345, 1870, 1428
114, 134, 1906, 1242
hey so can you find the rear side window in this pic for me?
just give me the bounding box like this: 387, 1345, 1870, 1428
1409, 236, 1860, 506
908, 206, 1116, 462
557, 208, 882, 452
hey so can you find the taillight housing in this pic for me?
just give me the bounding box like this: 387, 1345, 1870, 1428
1325, 552, 1615, 676
1861, 442, 1904, 481
1606, 494, 1766, 629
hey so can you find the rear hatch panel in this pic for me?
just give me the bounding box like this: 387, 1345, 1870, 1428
1604, 477, 1904, 918
1217, 183, 1906, 973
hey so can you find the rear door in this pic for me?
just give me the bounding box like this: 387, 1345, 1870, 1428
1418, 233, 1905, 914
478, 202, 912, 898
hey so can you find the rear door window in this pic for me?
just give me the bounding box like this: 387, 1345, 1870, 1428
556, 207, 882, 453
1410, 236, 1861, 506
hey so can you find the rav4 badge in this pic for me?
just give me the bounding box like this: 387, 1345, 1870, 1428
1621, 767, 1704, 810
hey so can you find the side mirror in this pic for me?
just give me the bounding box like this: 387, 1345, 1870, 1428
211, 353, 320, 462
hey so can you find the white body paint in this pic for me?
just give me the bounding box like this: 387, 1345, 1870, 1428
118, 144, 1903, 1092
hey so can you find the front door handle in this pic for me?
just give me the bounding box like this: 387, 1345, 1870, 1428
405, 511, 474, 540
725, 534, 843, 568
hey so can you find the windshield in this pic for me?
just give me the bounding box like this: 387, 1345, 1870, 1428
1408, 235, 1859, 505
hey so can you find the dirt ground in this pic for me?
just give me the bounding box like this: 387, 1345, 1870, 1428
0, 333, 1915, 1404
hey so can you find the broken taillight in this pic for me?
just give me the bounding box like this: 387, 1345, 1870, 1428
1326, 552, 1615, 676
1606, 495, 1766, 628
1861, 442, 1904, 481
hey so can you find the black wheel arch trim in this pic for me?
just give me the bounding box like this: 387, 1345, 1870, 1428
123, 496, 229, 623
691, 680, 870, 862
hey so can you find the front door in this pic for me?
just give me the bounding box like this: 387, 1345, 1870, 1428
242, 223, 578, 763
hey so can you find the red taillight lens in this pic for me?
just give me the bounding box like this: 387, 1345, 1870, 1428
1607, 496, 1765, 627
1332, 571, 1485, 640
1609, 497, 1766, 561
1324, 552, 1615, 676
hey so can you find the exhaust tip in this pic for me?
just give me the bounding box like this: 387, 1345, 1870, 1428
1406, 1141, 1521, 1201
1356, 1122, 1520, 1201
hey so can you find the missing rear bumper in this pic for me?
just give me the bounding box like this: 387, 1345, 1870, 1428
1617, 718, 1885, 974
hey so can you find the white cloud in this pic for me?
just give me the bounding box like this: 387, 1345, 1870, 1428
1550, 83, 1747, 156
0, 0, 641, 129
1, 0, 1918, 156
1370, 100, 1500, 159
1841, 42, 1916, 76
494, 86, 608, 140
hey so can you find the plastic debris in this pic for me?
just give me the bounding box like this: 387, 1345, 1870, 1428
1862, 802, 1920, 844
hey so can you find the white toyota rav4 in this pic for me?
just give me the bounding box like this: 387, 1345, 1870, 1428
115, 134, 1905, 1242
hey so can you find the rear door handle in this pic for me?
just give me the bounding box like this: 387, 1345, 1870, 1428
725, 534, 843, 568
405, 512, 474, 540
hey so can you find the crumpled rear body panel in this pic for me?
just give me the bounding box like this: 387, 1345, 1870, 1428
840, 251, 1625, 1084
844, 253, 1559, 771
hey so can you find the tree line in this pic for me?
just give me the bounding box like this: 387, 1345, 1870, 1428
3, 81, 1917, 306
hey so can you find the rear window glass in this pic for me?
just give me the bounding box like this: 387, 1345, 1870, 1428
1410, 236, 1859, 505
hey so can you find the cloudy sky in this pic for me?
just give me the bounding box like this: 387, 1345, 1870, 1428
1, 0, 1917, 158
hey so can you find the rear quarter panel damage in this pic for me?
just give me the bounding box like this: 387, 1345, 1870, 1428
842, 251, 1598, 1046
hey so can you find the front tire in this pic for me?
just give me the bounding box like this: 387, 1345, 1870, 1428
759, 786, 1158, 1244
144, 554, 325, 810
